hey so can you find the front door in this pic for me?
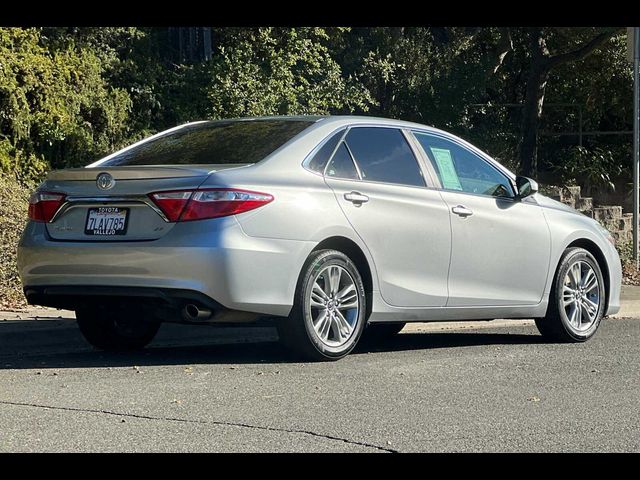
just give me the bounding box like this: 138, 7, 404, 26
412, 131, 551, 307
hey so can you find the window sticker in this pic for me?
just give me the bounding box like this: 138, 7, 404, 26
429, 147, 463, 191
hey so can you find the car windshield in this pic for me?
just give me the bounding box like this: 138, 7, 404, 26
96, 119, 315, 167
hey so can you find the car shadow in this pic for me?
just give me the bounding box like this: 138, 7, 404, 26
0, 317, 544, 370
355, 330, 544, 355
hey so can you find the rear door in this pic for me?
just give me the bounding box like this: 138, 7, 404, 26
322, 126, 451, 308
411, 131, 551, 307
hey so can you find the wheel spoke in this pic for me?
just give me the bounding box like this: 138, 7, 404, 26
338, 298, 358, 310
310, 283, 328, 308
313, 310, 329, 339
583, 298, 598, 321
326, 315, 339, 342
567, 266, 575, 287
313, 309, 327, 328
336, 283, 355, 302
580, 301, 592, 324
582, 269, 598, 293
337, 284, 358, 310
334, 310, 354, 340
570, 302, 580, 327
328, 266, 342, 296
570, 263, 582, 288
562, 285, 575, 306
327, 316, 343, 344
312, 282, 329, 301
319, 313, 332, 340
310, 296, 325, 309
318, 276, 332, 298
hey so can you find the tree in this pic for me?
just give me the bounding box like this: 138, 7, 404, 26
0, 27, 133, 180
519, 27, 622, 177
204, 27, 373, 119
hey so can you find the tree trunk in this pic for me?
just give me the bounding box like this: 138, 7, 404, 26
518, 27, 619, 177
519, 28, 550, 177
378, 27, 405, 116
519, 64, 549, 177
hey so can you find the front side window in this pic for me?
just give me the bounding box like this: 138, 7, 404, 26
96, 119, 314, 167
413, 132, 514, 198
344, 127, 425, 187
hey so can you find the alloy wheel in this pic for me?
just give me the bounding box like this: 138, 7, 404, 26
307, 265, 360, 347
562, 260, 600, 332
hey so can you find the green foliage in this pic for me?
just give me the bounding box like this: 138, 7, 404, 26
539, 30, 632, 184
550, 145, 624, 195
204, 28, 373, 118
0, 27, 133, 179
617, 240, 633, 265
0, 138, 48, 183
0, 174, 31, 309
0, 26, 631, 182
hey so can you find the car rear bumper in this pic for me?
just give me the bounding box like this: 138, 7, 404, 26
18, 218, 315, 317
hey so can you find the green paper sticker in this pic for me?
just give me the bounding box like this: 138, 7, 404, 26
430, 147, 462, 191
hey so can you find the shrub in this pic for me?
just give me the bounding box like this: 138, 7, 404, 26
0, 174, 31, 309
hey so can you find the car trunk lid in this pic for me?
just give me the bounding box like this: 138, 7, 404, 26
41, 165, 251, 241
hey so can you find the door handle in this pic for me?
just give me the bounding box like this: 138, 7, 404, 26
344, 191, 369, 205
452, 205, 473, 217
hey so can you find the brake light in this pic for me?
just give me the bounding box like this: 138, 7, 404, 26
148, 191, 192, 222
28, 191, 66, 222
149, 189, 273, 222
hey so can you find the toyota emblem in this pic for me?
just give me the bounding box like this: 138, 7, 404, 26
96, 172, 115, 190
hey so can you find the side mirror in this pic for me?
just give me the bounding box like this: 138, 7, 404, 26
515, 176, 538, 199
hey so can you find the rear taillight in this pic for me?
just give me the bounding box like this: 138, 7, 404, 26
149, 188, 273, 222
28, 191, 66, 223
147, 191, 192, 222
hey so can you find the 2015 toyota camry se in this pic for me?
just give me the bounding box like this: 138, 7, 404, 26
17, 116, 622, 360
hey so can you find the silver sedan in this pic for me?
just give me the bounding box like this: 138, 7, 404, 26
17, 116, 622, 360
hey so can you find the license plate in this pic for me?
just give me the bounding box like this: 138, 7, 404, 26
85, 207, 129, 236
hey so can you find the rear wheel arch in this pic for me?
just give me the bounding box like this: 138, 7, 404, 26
279, 248, 367, 360
312, 236, 374, 319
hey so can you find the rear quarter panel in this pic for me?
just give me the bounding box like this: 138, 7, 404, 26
195, 150, 382, 310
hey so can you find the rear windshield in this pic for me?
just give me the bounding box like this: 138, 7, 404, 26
96, 119, 315, 166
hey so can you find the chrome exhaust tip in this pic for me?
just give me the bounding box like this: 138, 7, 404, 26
182, 303, 213, 321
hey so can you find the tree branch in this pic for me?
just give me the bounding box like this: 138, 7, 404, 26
488, 27, 513, 75
547, 28, 622, 69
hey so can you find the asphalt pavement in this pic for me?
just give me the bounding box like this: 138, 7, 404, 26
0, 305, 638, 452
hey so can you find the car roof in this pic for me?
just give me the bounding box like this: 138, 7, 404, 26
202, 114, 450, 135
315, 115, 443, 132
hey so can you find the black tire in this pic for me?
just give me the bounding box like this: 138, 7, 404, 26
362, 322, 406, 341
277, 249, 367, 361
535, 247, 606, 343
76, 307, 161, 351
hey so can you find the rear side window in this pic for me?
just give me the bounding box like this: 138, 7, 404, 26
306, 130, 344, 173
96, 119, 314, 167
344, 127, 425, 187
325, 143, 359, 180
